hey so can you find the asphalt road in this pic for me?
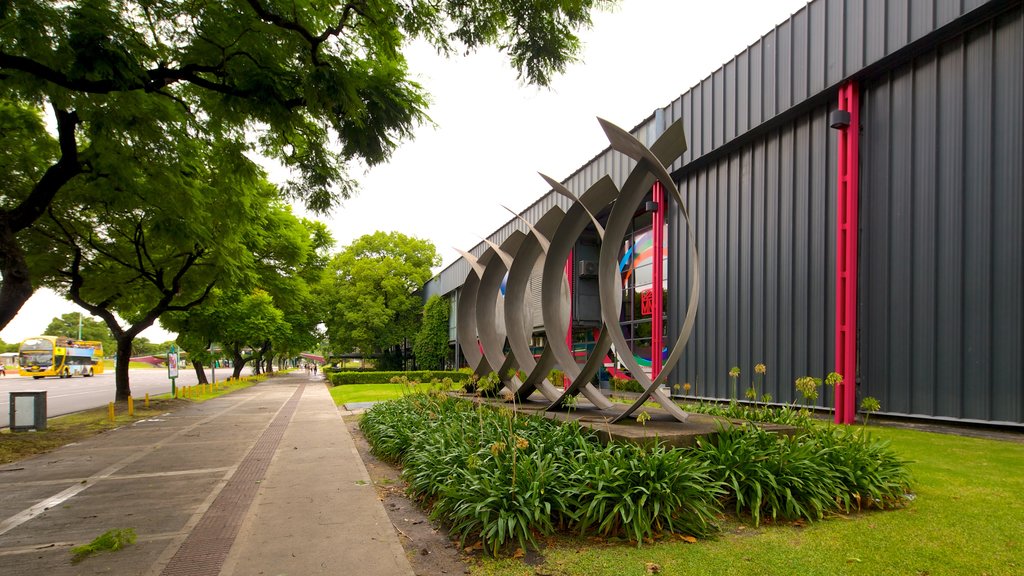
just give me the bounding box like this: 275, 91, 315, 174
0, 365, 252, 428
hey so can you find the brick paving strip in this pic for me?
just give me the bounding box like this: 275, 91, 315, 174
159, 382, 306, 576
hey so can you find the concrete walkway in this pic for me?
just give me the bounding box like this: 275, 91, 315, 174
0, 372, 413, 576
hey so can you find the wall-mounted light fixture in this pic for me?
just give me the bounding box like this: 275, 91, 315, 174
829, 109, 851, 130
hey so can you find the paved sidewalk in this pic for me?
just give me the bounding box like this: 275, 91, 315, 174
0, 372, 414, 576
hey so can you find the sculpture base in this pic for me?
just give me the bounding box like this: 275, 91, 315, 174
455, 392, 797, 448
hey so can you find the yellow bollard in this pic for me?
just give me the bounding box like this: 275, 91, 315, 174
108, 402, 115, 422
145, 393, 149, 408
128, 395, 134, 417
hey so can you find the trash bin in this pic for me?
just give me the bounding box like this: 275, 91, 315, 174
9, 391, 47, 431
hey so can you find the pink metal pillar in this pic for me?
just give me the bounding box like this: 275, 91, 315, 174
834, 82, 860, 425
651, 182, 665, 379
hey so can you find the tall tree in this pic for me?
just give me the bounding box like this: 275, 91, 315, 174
320, 231, 438, 359
0, 0, 610, 329
414, 295, 451, 370
160, 214, 332, 379
28, 151, 283, 400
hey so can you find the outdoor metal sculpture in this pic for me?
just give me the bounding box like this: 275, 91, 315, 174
455, 117, 698, 424
538, 174, 618, 411
595, 118, 699, 423
501, 207, 566, 402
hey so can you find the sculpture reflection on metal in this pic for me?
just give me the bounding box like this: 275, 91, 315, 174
454, 117, 698, 424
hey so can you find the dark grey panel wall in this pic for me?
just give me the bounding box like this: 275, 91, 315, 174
860, 6, 1023, 424
667, 106, 837, 405
662, 0, 1015, 173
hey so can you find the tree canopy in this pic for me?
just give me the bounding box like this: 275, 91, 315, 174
44, 312, 114, 352
320, 231, 438, 358
0, 0, 611, 329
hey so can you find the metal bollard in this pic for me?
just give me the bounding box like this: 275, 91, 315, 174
108, 402, 115, 422
128, 395, 134, 417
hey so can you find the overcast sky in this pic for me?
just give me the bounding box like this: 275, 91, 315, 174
2, 0, 809, 345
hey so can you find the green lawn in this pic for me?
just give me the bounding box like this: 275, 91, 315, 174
328, 382, 456, 405
469, 425, 1024, 576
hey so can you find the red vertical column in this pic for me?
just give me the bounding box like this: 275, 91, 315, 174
652, 182, 665, 380
834, 82, 860, 424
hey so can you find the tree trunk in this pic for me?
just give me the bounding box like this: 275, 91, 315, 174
193, 360, 209, 384
0, 107, 82, 331
115, 337, 133, 401
0, 224, 35, 331
231, 346, 246, 380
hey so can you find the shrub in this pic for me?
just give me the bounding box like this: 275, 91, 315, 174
697, 423, 913, 526
611, 376, 643, 393
328, 370, 469, 386
567, 442, 722, 541
360, 394, 913, 555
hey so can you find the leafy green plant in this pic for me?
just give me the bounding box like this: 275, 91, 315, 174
860, 396, 881, 426
566, 442, 722, 542
548, 369, 566, 389
70, 528, 137, 563
697, 423, 913, 526
329, 370, 470, 386
728, 366, 741, 401
359, 393, 913, 556
610, 376, 643, 393
562, 395, 579, 412
476, 371, 502, 396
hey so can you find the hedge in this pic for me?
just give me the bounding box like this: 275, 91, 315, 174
327, 370, 472, 386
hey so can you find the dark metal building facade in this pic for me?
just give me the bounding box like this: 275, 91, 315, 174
425, 0, 1024, 426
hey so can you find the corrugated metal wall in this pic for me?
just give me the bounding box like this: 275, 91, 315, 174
859, 5, 1023, 424
667, 106, 837, 405
424, 0, 1023, 424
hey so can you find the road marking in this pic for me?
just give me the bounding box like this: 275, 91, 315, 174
0, 392, 266, 537
5, 466, 234, 488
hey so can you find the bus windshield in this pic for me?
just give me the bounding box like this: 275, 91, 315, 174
20, 352, 53, 367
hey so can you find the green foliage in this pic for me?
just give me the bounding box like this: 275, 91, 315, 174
328, 370, 469, 386
683, 401, 814, 428
70, 528, 137, 563
43, 312, 114, 352
0, 0, 606, 335
319, 232, 439, 356
860, 396, 881, 426
413, 295, 451, 370
696, 424, 913, 527
548, 369, 566, 388
360, 395, 726, 554
567, 442, 722, 542
610, 376, 643, 393
476, 371, 502, 396
794, 372, 843, 407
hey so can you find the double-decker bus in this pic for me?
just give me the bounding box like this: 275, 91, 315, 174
18, 336, 105, 379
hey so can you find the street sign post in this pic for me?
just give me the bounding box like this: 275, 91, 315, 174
168, 344, 179, 396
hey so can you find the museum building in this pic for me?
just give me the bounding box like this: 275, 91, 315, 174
422, 0, 1023, 427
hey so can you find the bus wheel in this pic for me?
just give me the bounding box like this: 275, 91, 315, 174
85, 369, 93, 377
63, 369, 71, 378
33, 376, 43, 379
